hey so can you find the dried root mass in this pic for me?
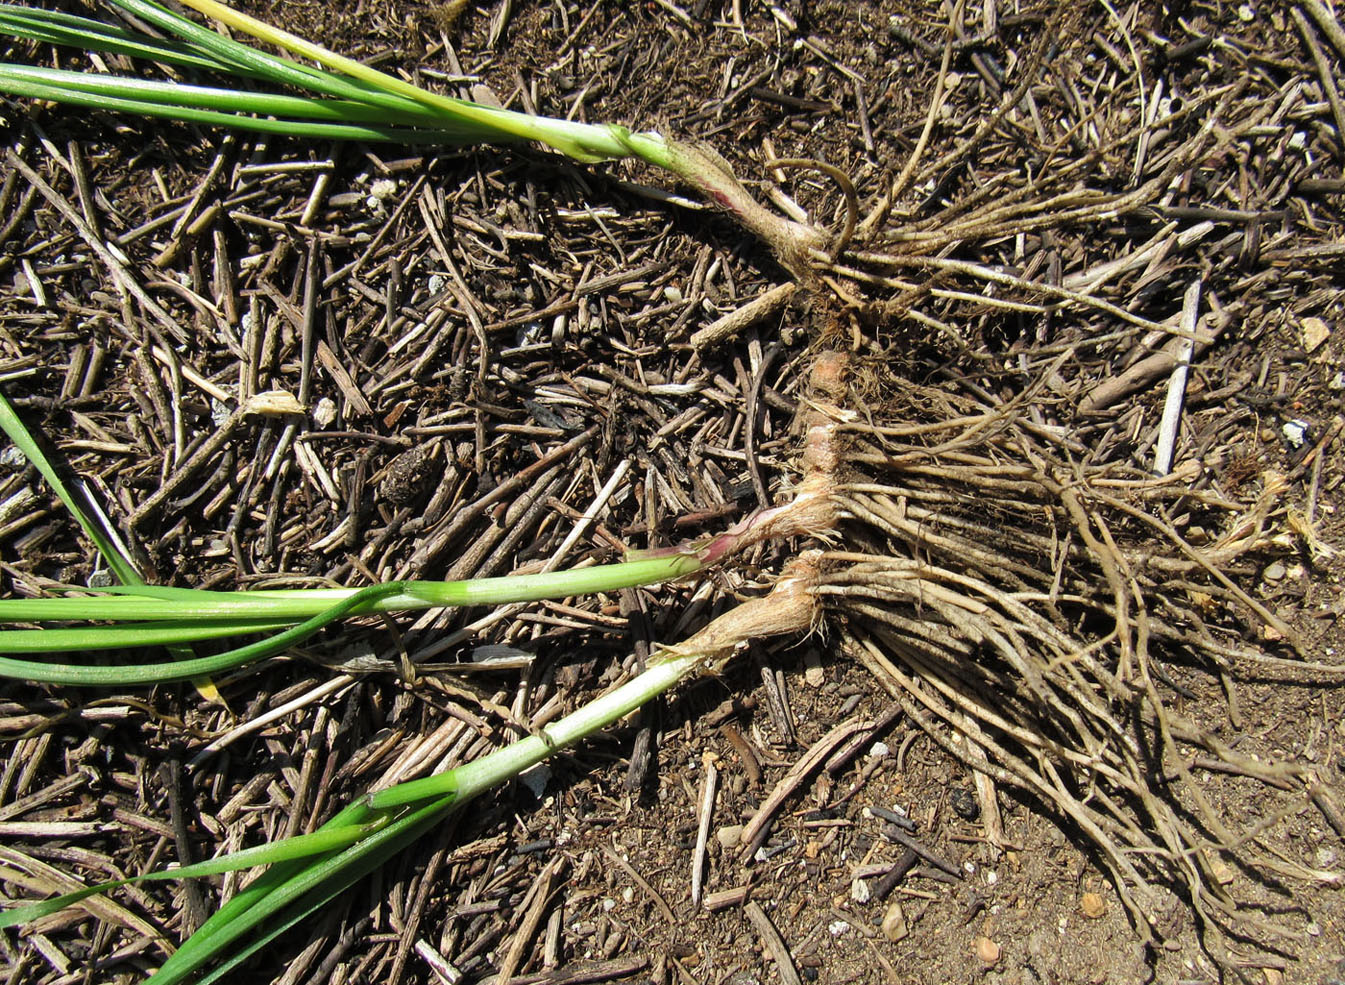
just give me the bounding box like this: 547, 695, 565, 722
808, 363, 1343, 962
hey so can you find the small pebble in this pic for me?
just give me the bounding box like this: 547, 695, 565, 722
1301, 316, 1330, 353
804, 650, 826, 687
867, 741, 890, 759
1081, 892, 1106, 919
716, 825, 744, 850
950, 787, 980, 821
828, 920, 851, 937
1263, 561, 1286, 582
312, 397, 338, 428
1282, 419, 1310, 448
851, 879, 872, 903
1316, 846, 1337, 868
975, 936, 1001, 965
881, 901, 909, 942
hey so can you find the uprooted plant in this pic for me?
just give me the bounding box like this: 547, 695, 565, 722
3, 0, 1343, 980
5, 342, 1342, 979
0, 380, 844, 982
0, 0, 829, 269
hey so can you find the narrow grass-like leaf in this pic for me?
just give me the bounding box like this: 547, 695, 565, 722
0, 70, 483, 143
0, 820, 385, 929
0, 64, 457, 127
0, 582, 407, 684
146, 792, 457, 985
168, 0, 647, 162
0, 553, 701, 625
0, 388, 219, 692
0, 554, 704, 680
145, 652, 707, 983
0, 619, 299, 654
0, 390, 139, 586
0, 4, 226, 71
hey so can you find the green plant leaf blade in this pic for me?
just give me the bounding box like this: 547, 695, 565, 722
0, 64, 454, 127
0, 390, 139, 586
145, 793, 458, 985
0, 4, 228, 71
0, 554, 701, 625
0, 618, 298, 654
0, 71, 489, 145
0, 583, 406, 684
0, 821, 385, 929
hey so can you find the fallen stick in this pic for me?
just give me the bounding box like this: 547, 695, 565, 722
1080, 300, 1224, 414
691, 282, 797, 351
1152, 280, 1202, 475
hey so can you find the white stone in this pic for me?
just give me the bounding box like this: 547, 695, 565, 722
1282, 419, 1309, 448
312, 397, 338, 428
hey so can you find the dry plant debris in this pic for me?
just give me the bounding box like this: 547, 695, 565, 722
1, 0, 1344, 983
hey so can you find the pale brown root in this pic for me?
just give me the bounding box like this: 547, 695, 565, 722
811, 358, 1343, 962
667, 551, 823, 676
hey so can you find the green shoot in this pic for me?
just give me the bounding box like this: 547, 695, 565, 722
0, 555, 703, 685
0, 558, 822, 985
0, 0, 826, 260
0, 389, 140, 586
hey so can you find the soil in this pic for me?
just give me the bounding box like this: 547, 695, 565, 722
1, 1, 1344, 984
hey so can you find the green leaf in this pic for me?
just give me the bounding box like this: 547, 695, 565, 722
0, 70, 486, 144
0, 389, 139, 586
0, 619, 298, 654
0, 4, 227, 72
146, 794, 458, 985
0, 582, 406, 685
0, 821, 386, 929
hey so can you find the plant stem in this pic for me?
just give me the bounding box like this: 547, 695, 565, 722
0, 554, 703, 683
366, 650, 700, 811
0, 554, 701, 625
370, 552, 823, 811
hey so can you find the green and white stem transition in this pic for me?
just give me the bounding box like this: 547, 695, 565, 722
0, 555, 825, 985
368, 550, 824, 811
0, 0, 828, 265
0, 425, 839, 685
